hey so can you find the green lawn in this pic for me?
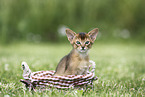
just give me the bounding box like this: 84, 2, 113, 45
0, 42, 145, 96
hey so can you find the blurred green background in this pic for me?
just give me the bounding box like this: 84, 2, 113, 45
0, 0, 145, 96
0, 0, 145, 44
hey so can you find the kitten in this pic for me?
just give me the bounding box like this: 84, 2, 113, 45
54, 28, 98, 76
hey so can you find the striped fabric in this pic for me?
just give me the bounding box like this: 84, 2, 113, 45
20, 60, 98, 90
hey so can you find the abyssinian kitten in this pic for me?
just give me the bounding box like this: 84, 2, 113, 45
54, 28, 98, 76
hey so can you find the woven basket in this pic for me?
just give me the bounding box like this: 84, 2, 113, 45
20, 60, 97, 90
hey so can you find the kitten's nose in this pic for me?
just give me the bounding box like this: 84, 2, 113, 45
82, 46, 85, 50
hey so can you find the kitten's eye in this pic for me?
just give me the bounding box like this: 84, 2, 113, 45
85, 41, 90, 44
76, 41, 81, 44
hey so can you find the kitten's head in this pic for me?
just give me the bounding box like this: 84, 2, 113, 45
66, 28, 98, 53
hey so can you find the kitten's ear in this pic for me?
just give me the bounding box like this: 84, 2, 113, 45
88, 28, 99, 42
66, 28, 76, 43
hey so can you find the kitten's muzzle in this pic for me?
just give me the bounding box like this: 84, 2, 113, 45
80, 47, 87, 53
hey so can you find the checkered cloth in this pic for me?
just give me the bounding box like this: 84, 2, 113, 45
20, 60, 98, 90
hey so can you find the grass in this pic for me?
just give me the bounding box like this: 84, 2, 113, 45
0, 42, 145, 96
